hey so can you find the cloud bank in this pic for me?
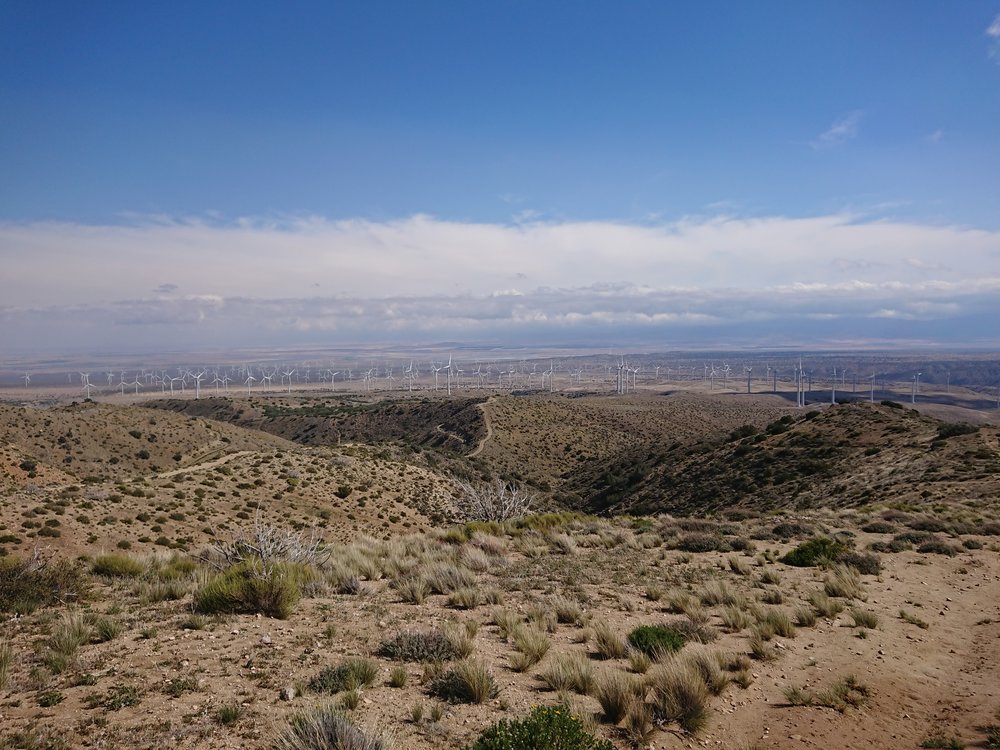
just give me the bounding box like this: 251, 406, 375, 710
2, 213, 999, 351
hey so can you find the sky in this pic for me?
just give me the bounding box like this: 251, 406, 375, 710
2, 1, 1000, 353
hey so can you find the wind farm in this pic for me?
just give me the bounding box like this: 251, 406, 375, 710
4, 3, 1000, 749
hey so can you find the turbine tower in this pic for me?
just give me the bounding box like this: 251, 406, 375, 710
190, 371, 206, 400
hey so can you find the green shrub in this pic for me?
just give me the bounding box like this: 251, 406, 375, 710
935, 423, 978, 440
193, 560, 309, 619
308, 657, 379, 693
377, 629, 459, 662
627, 624, 685, 656
464, 705, 614, 750
780, 537, 849, 567
0, 555, 89, 614
92, 554, 144, 578
917, 540, 959, 557
676, 533, 730, 553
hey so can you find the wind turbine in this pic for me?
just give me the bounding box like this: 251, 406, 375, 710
547, 359, 555, 393
869, 371, 876, 403
244, 373, 257, 396
282, 369, 296, 394
431, 362, 441, 390
328, 370, 341, 392
132, 376, 142, 395
82, 380, 96, 399
831, 367, 837, 405
911, 372, 922, 404
445, 355, 453, 396
191, 370, 206, 400
745, 366, 752, 394
22, 373, 30, 389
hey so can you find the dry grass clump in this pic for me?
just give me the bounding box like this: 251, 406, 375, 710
592, 620, 628, 660
759, 608, 796, 638
392, 574, 430, 605
850, 608, 879, 629
808, 590, 846, 618
684, 649, 731, 695
594, 668, 641, 723
721, 606, 754, 632
699, 581, 740, 607
666, 590, 695, 614
447, 585, 482, 609
509, 626, 550, 672
273, 704, 394, 750
550, 595, 586, 625
525, 603, 558, 633
823, 565, 865, 600
628, 649, 652, 675
425, 563, 476, 595
759, 569, 781, 585
490, 607, 525, 640
428, 658, 499, 704
748, 626, 777, 662
794, 607, 818, 627
38, 611, 91, 674
461, 546, 491, 572
91, 553, 145, 578
539, 652, 595, 694
899, 609, 930, 629
784, 675, 871, 713
624, 703, 656, 748
728, 556, 752, 576
647, 658, 711, 734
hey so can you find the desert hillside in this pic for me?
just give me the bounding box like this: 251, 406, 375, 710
1, 391, 998, 750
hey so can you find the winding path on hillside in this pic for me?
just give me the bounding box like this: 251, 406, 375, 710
155, 449, 253, 479
467, 396, 496, 458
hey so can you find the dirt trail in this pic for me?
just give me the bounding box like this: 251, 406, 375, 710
155, 450, 253, 479
467, 396, 495, 457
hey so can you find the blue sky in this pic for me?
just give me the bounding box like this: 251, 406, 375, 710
2, 2, 1000, 352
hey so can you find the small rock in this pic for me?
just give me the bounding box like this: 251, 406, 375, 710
280, 686, 296, 701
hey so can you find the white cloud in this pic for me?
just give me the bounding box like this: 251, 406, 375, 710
812, 111, 863, 149
989, 14, 1000, 60
1, 212, 999, 351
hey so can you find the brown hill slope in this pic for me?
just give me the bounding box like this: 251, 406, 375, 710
0, 400, 292, 486
577, 401, 1000, 516
144, 394, 487, 454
